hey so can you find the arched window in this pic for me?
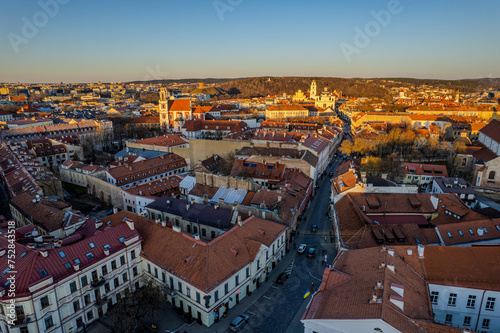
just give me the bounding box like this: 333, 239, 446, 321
462, 158, 467, 167
489, 171, 496, 180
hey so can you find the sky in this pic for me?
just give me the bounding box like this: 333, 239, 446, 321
0, 0, 499, 83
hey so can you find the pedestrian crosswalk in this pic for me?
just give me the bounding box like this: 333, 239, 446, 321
285, 259, 294, 275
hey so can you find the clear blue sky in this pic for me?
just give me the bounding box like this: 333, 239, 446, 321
1, 0, 499, 83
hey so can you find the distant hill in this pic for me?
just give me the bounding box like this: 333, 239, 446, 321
132, 76, 500, 100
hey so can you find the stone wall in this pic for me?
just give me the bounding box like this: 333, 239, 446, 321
86, 176, 124, 209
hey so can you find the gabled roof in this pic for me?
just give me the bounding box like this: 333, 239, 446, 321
106, 211, 287, 292
480, 119, 500, 143
167, 99, 191, 111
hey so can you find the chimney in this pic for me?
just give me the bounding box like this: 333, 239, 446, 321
186, 203, 190, 211
113, 205, 118, 214
406, 248, 413, 256
39, 250, 48, 258
376, 280, 383, 289
104, 249, 110, 256
370, 292, 378, 304
237, 215, 242, 227
214, 204, 219, 210
477, 228, 484, 236
73, 264, 80, 271
417, 244, 424, 258
194, 234, 201, 241
125, 218, 134, 230
191, 198, 195, 205
381, 173, 388, 179
173, 225, 182, 233
161, 221, 167, 227
278, 196, 282, 202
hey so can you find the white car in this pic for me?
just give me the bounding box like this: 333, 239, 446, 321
297, 244, 307, 254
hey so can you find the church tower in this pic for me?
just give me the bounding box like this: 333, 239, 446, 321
455, 90, 460, 104
159, 85, 169, 129
310, 80, 317, 100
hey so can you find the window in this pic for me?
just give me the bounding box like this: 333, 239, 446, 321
58, 251, 66, 258
40, 296, 49, 308
105, 283, 110, 293
111, 260, 117, 270
186, 287, 191, 297
486, 297, 496, 310
74, 258, 81, 264
81, 275, 88, 287
147, 263, 151, 273
445, 314, 453, 323
154, 267, 158, 278
45, 315, 54, 329
102, 265, 108, 276
482, 318, 490, 329
235, 275, 239, 286
84, 294, 91, 306
65, 262, 72, 269
119, 237, 125, 243
89, 242, 95, 249
120, 255, 125, 265
104, 244, 111, 250
114, 277, 120, 288
202, 228, 206, 237
170, 277, 174, 289
448, 293, 457, 306
489, 171, 496, 180
214, 290, 219, 302
196, 292, 201, 303
87, 310, 94, 320
131, 250, 136, 260
86, 252, 93, 259
70, 281, 77, 293
246, 267, 250, 278
122, 272, 128, 282
464, 316, 471, 326
430, 291, 439, 304
178, 281, 182, 293
462, 158, 467, 167
467, 295, 476, 308
225, 283, 229, 294
133, 267, 138, 277
73, 300, 80, 312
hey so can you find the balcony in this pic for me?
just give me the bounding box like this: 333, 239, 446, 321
95, 296, 107, 306
12, 314, 34, 327
91, 277, 105, 288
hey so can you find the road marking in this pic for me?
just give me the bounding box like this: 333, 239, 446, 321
307, 267, 323, 282
263, 296, 271, 299
246, 311, 256, 316
272, 286, 279, 289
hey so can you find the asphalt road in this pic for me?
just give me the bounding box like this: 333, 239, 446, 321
239, 157, 342, 333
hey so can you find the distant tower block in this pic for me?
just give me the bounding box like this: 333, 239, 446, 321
310, 80, 317, 99
400, 89, 405, 98
159, 86, 169, 128
455, 90, 460, 103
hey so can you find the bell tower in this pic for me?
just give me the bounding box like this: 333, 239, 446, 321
159, 85, 169, 129
310, 80, 317, 100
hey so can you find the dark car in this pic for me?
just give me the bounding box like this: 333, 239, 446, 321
276, 272, 289, 284
307, 247, 315, 258
310, 225, 318, 232
328, 172, 333, 177
230, 314, 249, 331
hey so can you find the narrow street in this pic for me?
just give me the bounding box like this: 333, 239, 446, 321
239, 156, 342, 333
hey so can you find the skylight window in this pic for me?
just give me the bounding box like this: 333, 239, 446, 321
2, 268, 11, 275
20, 252, 27, 258
74, 258, 81, 264
458, 230, 464, 236
64, 263, 71, 269
447, 232, 452, 238
469, 229, 474, 235
89, 242, 95, 248
86, 253, 94, 259
39, 270, 48, 277
119, 237, 125, 243
104, 244, 111, 250
58, 251, 66, 258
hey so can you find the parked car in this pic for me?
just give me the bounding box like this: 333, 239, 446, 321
276, 272, 290, 284
307, 247, 315, 258
230, 314, 249, 331
297, 244, 307, 254
310, 225, 318, 232
92, 204, 102, 211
